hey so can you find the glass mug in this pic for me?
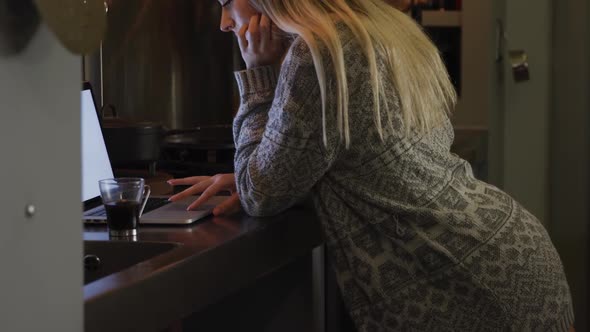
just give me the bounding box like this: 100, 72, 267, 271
98, 178, 151, 237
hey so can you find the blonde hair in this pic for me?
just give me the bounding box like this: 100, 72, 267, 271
251, 0, 456, 147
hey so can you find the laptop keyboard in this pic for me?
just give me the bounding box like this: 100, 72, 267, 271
143, 197, 172, 213
87, 207, 107, 217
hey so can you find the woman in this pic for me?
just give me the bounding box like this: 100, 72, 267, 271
169, 0, 575, 330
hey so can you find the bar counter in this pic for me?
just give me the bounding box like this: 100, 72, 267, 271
83, 204, 324, 332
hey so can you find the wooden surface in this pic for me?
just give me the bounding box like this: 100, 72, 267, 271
83, 204, 323, 332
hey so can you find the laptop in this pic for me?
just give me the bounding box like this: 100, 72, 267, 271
81, 82, 227, 225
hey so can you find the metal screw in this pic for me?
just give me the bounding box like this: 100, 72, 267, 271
24, 204, 36, 218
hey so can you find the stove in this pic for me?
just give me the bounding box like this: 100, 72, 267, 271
157, 126, 235, 178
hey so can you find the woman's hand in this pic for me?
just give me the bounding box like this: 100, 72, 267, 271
167, 173, 242, 216
238, 14, 286, 69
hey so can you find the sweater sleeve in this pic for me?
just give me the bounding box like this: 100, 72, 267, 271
233, 39, 338, 217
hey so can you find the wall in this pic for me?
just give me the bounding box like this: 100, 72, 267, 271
491, 0, 589, 328
95, 0, 236, 130
486, 0, 505, 188
0, 25, 81, 331
550, 0, 590, 329
452, 0, 494, 129
500, 0, 552, 224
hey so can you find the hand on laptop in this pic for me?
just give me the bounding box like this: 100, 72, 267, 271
167, 173, 241, 216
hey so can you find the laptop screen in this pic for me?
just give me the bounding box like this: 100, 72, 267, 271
81, 86, 114, 201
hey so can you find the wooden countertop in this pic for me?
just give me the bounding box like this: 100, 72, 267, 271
83, 204, 323, 332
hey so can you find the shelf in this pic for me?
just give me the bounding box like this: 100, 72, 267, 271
421, 10, 462, 27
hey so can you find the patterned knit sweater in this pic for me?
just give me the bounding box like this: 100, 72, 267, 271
232, 27, 574, 331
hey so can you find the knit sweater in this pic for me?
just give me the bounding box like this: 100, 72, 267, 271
232, 27, 574, 331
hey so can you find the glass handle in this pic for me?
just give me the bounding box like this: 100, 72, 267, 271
139, 185, 151, 217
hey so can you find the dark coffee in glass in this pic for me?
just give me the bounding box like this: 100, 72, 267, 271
99, 178, 150, 237
104, 200, 140, 231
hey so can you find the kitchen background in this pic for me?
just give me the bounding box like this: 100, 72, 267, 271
83, 1, 589, 329
1, 0, 587, 330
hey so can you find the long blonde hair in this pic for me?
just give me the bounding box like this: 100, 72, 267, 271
251, 0, 456, 147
